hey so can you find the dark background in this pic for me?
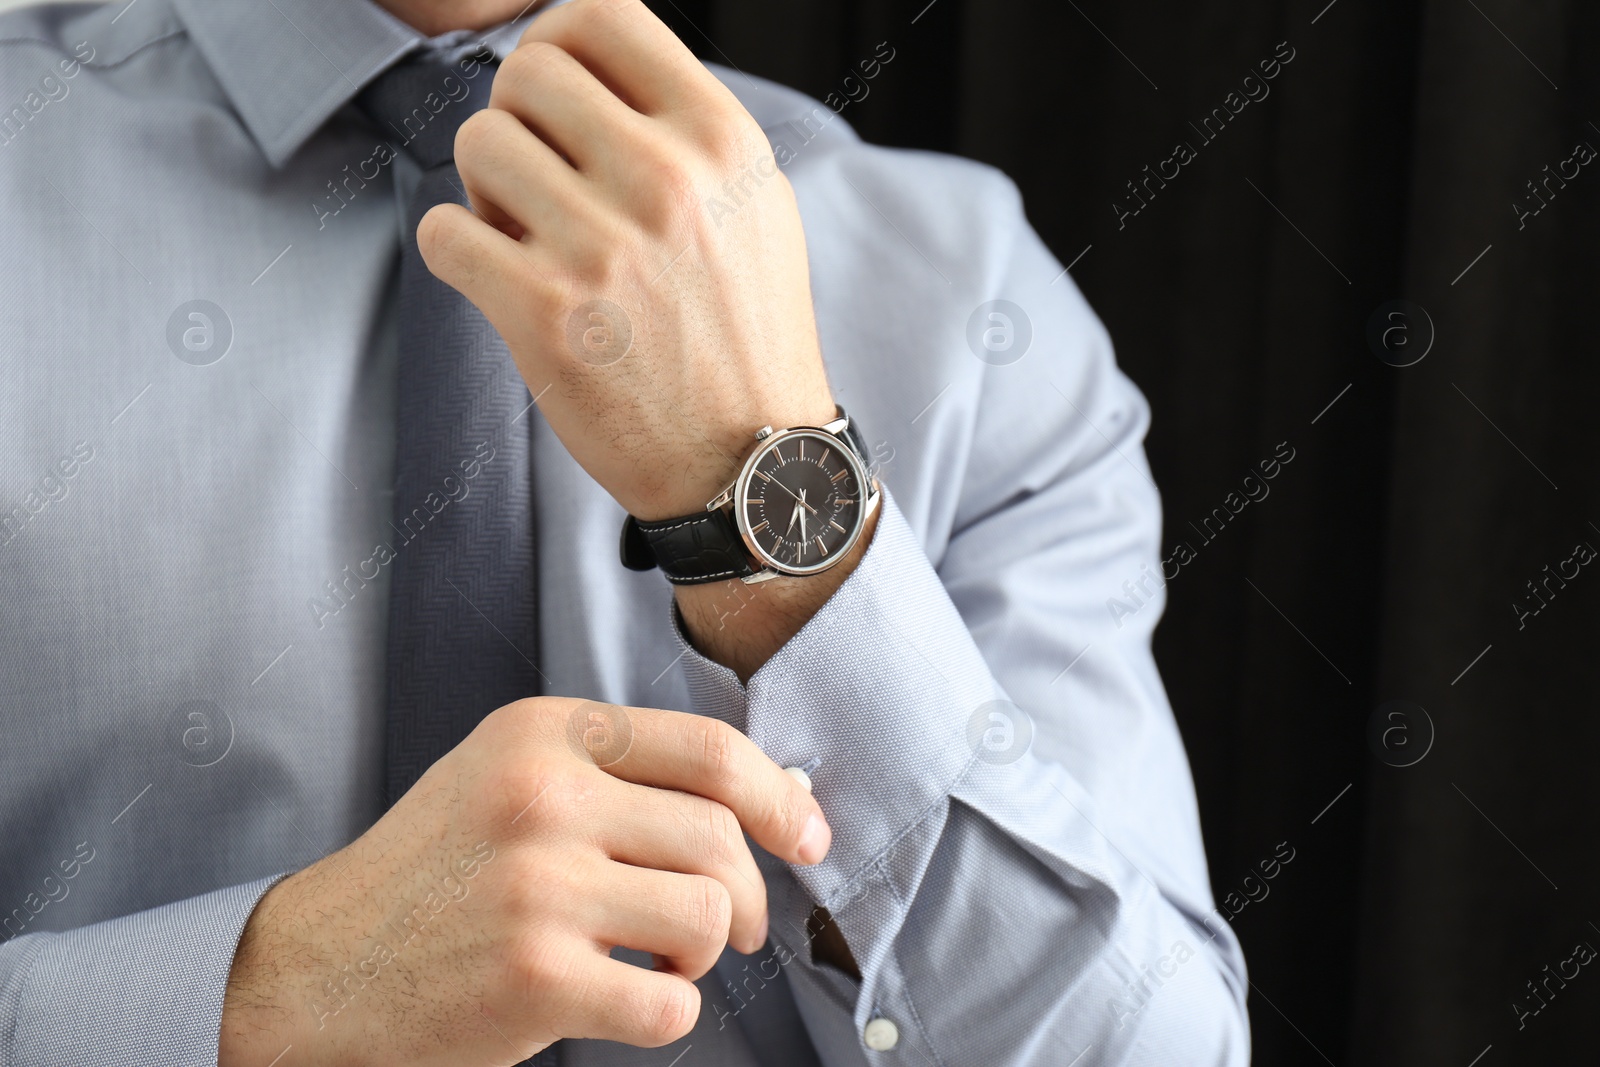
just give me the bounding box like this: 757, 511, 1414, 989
648, 0, 1600, 1062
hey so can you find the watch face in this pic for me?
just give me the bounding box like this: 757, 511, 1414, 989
737, 429, 867, 575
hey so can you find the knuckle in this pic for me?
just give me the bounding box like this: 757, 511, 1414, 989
414, 201, 457, 247
774, 788, 811, 843
538, 269, 588, 326
413, 204, 453, 259
517, 694, 579, 733
561, 221, 626, 287
577, 0, 643, 24
693, 718, 740, 790
678, 82, 757, 156
491, 761, 588, 834
701, 802, 743, 864
479, 696, 544, 738
452, 106, 510, 165
642, 981, 699, 1046
508, 932, 584, 1015
500, 39, 566, 90
511, 854, 603, 928
685, 875, 733, 944
701, 106, 760, 163
630, 140, 699, 232
414, 206, 480, 285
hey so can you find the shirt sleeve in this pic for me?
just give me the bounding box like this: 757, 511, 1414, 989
0, 875, 283, 1067
670, 190, 1250, 1063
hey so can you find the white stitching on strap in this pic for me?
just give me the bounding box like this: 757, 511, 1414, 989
665, 567, 743, 583
643, 515, 712, 533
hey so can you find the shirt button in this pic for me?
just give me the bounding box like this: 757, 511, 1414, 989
784, 766, 813, 792
863, 1017, 899, 1051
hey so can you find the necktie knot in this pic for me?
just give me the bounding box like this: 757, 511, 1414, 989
356, 51, 499, 170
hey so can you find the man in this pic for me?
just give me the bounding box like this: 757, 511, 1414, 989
0, 0, 1250, 1063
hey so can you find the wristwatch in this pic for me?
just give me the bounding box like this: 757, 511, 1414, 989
619, 406, 880, 585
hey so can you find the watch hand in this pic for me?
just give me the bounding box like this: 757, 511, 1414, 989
798, 496, 808, 541
785, 502, 801, 537
772, 477, 819, 514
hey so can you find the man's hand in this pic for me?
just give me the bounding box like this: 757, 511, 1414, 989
423, 0, 876, 678
421, 0, 837, 524
218, 696, 831, 1067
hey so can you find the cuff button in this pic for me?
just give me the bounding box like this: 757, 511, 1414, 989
863, 1017, 899, 1051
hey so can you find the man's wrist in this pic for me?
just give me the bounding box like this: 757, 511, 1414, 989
219, 871, 320, 1067
219, 859, 370, 1067
674, 504, 879, 682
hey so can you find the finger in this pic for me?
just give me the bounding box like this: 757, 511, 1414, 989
599, 782, 769, 954
585, 863, 738, 981
453, 106, 604, 239
517, 0, 719, 117
489, 40, 650, 176
562, 952, 701, 1048
415, 202, 560, 334
598, 708, 832, 867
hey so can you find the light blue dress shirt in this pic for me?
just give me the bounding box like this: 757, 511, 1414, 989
0, 1, 1250, 1064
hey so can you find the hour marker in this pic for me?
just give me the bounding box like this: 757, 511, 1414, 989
830, 469, 849, 483
754, 469, 771, 482
798, 440, 805, 460
819, 447, 831, 466
829, 520, 846, 533
751, 520, 768, 534
776, 447, 786, 465
816, 536, 829, 555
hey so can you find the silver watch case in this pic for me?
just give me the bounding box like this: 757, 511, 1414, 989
705, 414, 881, 583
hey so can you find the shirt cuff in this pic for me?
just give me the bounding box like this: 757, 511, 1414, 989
670, 484, 998, 911
2, 873, 286, 1067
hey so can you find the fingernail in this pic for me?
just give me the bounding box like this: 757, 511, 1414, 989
797, 812, 831, 865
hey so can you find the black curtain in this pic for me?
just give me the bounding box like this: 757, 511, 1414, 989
648, 0, 1600, 1060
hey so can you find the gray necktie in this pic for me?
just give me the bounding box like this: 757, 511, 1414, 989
358, 53, 558, 1067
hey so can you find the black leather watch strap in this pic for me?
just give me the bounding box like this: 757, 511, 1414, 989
839, 414, 871, 477
619, 506, 756, 584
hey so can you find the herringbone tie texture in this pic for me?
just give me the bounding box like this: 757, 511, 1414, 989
360, 54, 559, 1067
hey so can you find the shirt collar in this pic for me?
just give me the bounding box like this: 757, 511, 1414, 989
169, 0, 546, 169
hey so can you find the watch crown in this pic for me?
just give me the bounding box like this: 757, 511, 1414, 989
754, 425, 774, 440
